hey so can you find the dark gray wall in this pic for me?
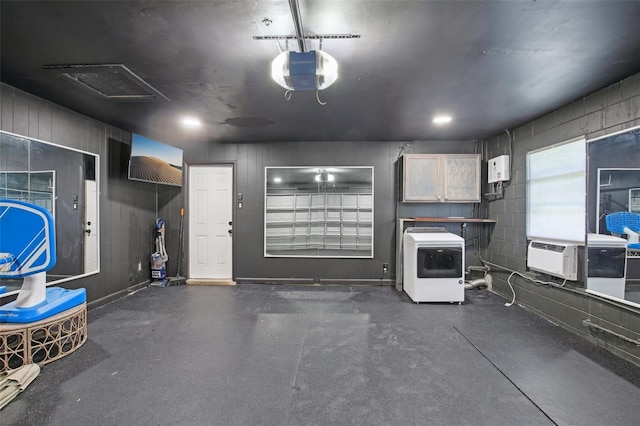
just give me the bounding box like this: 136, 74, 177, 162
159, 141, 480, 283
484, 73, 640, 366
0, 83, 160, 303
0, 82, 480, 300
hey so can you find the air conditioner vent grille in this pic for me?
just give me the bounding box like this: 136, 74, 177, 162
527, 240, 579, 281
44, 63, 168, 102
530, 241, 566, 253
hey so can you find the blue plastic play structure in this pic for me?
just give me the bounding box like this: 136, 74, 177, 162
0, 199, 86, 323
605, 211, 640, 250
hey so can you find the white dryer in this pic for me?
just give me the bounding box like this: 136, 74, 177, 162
403, 228, 465, 303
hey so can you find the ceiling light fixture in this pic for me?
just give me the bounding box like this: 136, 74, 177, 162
271, 50, 338, 92
433, 115, 452, 124
180, 117, 202, 128
315, 169, 334, 183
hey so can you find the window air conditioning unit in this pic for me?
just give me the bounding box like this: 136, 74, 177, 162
527, 240, 579, 281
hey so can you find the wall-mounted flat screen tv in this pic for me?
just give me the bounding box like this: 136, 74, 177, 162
128, 133, 183, 186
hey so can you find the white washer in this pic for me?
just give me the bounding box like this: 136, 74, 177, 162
587, 233, 627, 300
403, 229, 465, 303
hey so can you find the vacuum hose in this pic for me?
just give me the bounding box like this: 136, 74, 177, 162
464, 278, 487, 290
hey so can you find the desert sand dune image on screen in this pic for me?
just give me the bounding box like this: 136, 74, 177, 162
129, 156, 182, 185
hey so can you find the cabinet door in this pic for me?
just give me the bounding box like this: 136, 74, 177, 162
402, 154, 442, 202
443, 154, 481, 202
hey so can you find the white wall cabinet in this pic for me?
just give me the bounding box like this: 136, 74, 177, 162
400, 154, 481, 203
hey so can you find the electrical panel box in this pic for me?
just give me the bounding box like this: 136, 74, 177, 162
488, 155, 510, 183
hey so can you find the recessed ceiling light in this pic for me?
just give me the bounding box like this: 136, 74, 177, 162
433, 115, 452, 124
180, 116, 202, 128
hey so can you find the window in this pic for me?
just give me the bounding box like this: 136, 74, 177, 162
526, 138, 586, 243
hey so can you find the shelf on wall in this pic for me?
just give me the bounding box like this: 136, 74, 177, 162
410, 217, 496, 223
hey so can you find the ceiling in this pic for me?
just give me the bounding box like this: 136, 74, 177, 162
2, 1, 640, 145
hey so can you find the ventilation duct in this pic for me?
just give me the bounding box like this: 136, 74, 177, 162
44, 64, 168, 101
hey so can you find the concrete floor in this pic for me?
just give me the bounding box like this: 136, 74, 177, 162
4, 284, 640, 425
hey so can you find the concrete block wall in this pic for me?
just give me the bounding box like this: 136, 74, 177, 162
484, 73, 640, 366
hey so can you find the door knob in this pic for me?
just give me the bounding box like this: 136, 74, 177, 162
228, 221, 233, 226
228, 229, 232, 235
85, 229, 91, 235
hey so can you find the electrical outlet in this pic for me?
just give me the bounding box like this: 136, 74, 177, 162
137, 261, 142, 272
382, 263, 389, 271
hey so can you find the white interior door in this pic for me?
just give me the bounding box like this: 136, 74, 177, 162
84, 179, 98, 273
188, 165, 233, 279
